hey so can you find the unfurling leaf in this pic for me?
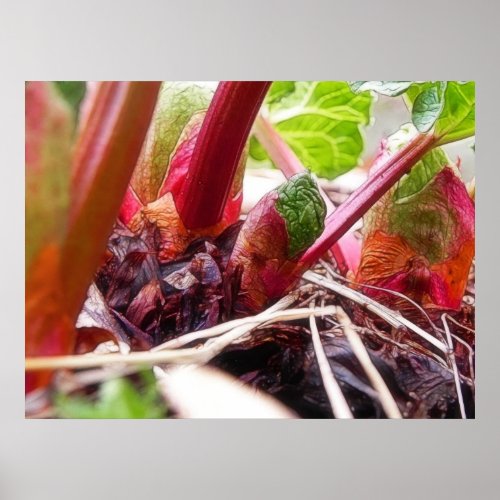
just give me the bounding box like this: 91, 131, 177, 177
226, 173, 326, 314
130, 82, 215, 204
356, 166, 474, 314
126, 110, 246, 261
275, 173, 326, 257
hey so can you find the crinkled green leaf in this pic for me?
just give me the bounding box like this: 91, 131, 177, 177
131, 82, 215, 203
250, 81, 373, 179
276, 173, 326, 257
406, 81, 475, 144
348, 81, 414, 96
55, 370, 167, 419
411, 82, 447, 133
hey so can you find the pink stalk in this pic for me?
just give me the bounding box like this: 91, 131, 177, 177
176, 81, 271, 229
62, 82, 161, 319
253, 114, 361, 274
300, 133, 438, 267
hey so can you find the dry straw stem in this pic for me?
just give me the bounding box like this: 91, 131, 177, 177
336, 306, 402, 419
25, 304, 336, 372
441, 314, 467, 419
303, 271, 448, 354
153, 292, 298, 351
309, 303, 353, 419
320, 260, 445, 342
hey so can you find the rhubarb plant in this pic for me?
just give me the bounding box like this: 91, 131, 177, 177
122, 81, 270, 261
355, 125, 475, 315
26, 81, 161, 392
226, 173, 326, 314
25, 80, 475, 413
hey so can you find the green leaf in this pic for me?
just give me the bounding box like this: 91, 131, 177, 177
348, 81, 414, 96
434, 81, 475, 144
252, 81, 373, 179
405, 81, 475, 144
276, 173, 326, 257
266, 81, 296, 109
379, 123, 452, 200
131, 82, 215, 203
55, 370, 167, 419
394, 147, 451, 200
54, 81, 86, 119
411, 82, 446, 133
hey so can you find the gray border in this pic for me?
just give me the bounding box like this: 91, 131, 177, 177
1, 1, 499, 499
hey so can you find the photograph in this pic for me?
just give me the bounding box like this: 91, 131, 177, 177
25, 80, 475, 419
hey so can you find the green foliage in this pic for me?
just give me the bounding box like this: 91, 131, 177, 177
395, 147, 450, 200
250, 81, 373, 179
348, 81, 413, 96
411, 82, 446, 133
379, 123, 452, 201
351, 81, 475, 145
434, 82, 475, 144
276, 173, 326, 257
55, 369, 167, 419
54, 81, 86, 119
131, 81, 214, 203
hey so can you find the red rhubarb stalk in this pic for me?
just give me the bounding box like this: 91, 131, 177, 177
253, 114, 361, 274
176, 81, 271, 229
62, 81, 161, 320
300, 132, 438, 267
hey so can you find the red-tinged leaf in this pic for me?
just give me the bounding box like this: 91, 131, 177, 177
159, 110, 246, 226
130, 82, 214, 204
118, 185, 143, 226
158, 113, 205, 199
130, 192, 191, 261
25, 82, 73, 270
61, 81, 161, 320
131, 186, 243, 263
300, 132, 438, 267
226, 191, 292, 313
252, 113, 361, 275
121, 109, 245, 250
227, 174, 326, 314
356, 167, 475, 314
25, 245, 76, 393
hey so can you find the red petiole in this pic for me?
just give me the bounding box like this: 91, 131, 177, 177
176, 81, 271, 229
